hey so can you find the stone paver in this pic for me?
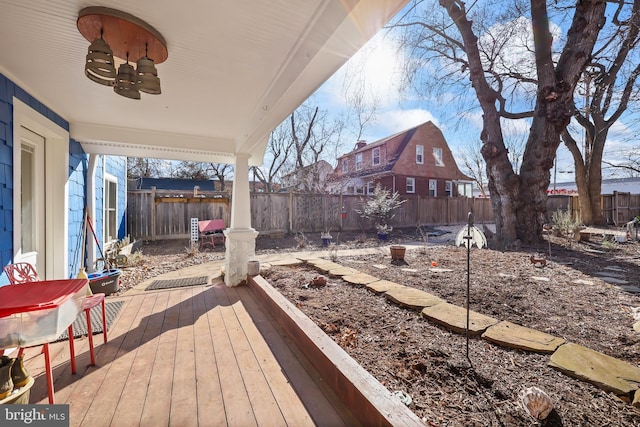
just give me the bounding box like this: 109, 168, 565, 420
429, 267, 454, 273
599, 276, 629, 285
530, 276, 550, 282
595, 271, 626, 279
549, 342, 640, 395
421, 302, 498, 336
366, 280, 405, 294
312, 262, 343, 273
342, 273, 380, 286
572, 279, 594, 286
482, 321, 565, 353
385, 288, 443, 310
270, 258, 303, 266
372, 264, 387, 270
305, 258, 336, 267
329, 266, 361, 276
401, 268, 418, 273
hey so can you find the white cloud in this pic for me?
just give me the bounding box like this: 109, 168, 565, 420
321, 31, 406, 109
365, 108, 438, 140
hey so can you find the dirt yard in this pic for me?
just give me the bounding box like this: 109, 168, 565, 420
119, 227, 640, 426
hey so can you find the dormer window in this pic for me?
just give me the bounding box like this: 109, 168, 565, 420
372, 147, 380, 166
433, 147, 444, 166
416, 145, 424, 164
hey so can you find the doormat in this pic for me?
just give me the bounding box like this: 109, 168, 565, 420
55, 300, 124, 342
145, 275, 209, 291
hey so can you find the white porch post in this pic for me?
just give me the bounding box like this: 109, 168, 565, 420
224, 153, 258, 286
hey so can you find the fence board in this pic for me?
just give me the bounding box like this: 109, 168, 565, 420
127, 191, 640, 241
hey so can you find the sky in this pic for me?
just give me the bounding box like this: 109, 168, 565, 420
303, 1, 639, 183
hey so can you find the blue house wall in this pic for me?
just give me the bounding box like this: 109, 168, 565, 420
0, 71, 127, 283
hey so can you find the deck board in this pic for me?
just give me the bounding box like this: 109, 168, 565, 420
22, 284, 356, 426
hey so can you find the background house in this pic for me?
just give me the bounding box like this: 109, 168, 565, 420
280, 160, 334, 193
328, 121, 473, 197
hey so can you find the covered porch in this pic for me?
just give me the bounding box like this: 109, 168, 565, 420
20, 275, 421, 426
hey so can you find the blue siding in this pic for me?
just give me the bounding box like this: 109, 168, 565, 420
67, 139, 87, 277
0, 72, 127, 284
0, 72, 76, 284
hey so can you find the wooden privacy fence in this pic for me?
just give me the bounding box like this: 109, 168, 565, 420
128, 190, 640, 241
547, 192, 640, 225
128, 190, 493, 240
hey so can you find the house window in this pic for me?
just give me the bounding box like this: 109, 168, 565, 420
372, 148, 380, 166
406, 177, 415, 194
458, 182, 473, 197
355, 186, 365, 195
429, 179, 437, 197
367, 182, 375, 194
342, 158, 348, 173
433, 147, 444, 166
356, 153, 363, 170
416, 145, 424, 164
347, 186, 355, 194
104, 174, 118, 243
445, 180, 453, 197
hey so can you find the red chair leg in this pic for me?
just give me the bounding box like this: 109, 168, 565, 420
101, 299, 107, 342
85, 309, 96, 366
42, 343, 55, 404
68, 325, 76, 374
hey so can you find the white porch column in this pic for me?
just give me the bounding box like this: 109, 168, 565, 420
224, 153, 258, 286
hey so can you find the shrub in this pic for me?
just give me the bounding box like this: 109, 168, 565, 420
356, 185, 405, 230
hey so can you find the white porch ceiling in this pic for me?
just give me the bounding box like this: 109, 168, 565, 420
0, 0, 408, 166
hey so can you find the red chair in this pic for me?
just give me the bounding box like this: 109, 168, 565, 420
3, 262, 108, 403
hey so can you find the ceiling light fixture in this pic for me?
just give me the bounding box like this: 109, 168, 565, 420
77, 7, 168, 100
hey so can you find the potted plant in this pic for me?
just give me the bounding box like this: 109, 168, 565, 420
376, 224, 392, 241
321, 230, 333, 247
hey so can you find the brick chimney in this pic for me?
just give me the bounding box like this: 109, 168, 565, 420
355, 140, 367, 149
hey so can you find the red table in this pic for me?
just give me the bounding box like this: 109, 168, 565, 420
0, 279, 88, 404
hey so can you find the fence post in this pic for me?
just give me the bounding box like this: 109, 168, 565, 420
151, 186, 157, 241
289, 191, 293, 233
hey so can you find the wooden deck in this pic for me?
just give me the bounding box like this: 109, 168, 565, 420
21, 283, 357, 426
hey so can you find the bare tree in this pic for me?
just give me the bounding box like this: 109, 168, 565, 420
459, 139, 488, 197
561, 0, 640, 225
396, 0, 606, 244
127, 157, 167, 178
286, 102, 343, 192
251, 123, 293, 192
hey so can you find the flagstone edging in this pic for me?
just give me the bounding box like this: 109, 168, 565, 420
297, 256, 640, 407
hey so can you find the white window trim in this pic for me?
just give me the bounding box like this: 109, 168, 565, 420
433, 147, 444, 167
12, 98, 69, 280
342, 158, 348, 173
104, 172, 118, 245
367, 182, 375, 194
445, 180, 453, 197
416, 145, 424, 164
355, 153, 363, 171
406, 177, 416, 194
429, 179, 437, 197
372, 147, 380, 166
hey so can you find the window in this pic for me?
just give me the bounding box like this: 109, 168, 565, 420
367, 182, 375, 194
355, 186, 365, 195
342, 158, 348, 173
433, 147, 444, 166
406, 177, 415, 193
356, 153, 363, 170
416, 145, 424, 164
372, 148, 380, 166
104, 174, 118, 243
445, 181, 453, 197
429, 179, 437, 197
458, 182, 473, 197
